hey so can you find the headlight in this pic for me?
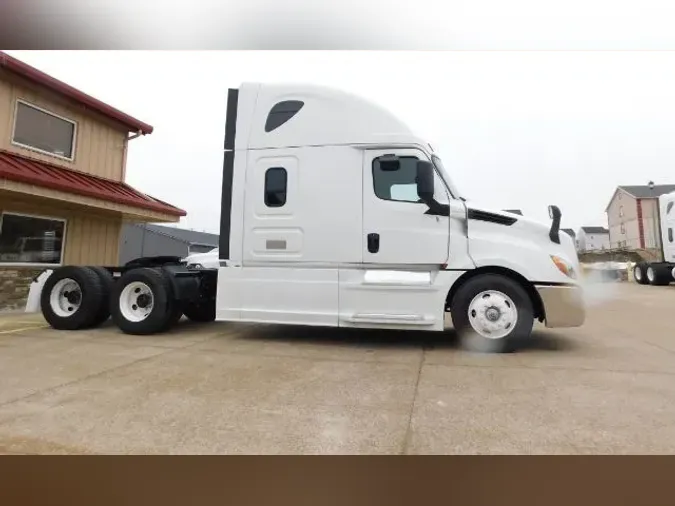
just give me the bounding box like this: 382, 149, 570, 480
550, 255, 577, 279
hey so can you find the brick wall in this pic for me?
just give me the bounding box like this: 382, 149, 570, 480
0, 267, 44, 312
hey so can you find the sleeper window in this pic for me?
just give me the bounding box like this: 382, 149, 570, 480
264, 167, 287, 207
265, 101, 304, 132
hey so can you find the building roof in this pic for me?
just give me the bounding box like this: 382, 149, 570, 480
0, 51, 153, 135
561, 228, 576, 238
0, 150, 185, 217
142, 224, 218, 246
618, 184, 675, 199
581, 226, 609, 234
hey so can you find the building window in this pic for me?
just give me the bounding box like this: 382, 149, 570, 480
372, 156, 423, 203
620, 223, 625, 234
619, 206, 624, 217
264, 167, 287, 207
265, 101, 304, 132
12, 100, 77, 160
669, 228, 673, 243
618, 192, 622, 200
0, 213, 66, 265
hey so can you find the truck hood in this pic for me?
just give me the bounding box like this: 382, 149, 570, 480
465, 200, 552, 234
464, 200, 579, 282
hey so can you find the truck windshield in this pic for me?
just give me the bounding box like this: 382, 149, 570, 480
431, 155, 463, 200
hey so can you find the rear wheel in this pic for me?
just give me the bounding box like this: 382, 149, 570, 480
647, 264, 671, 286
450, 274, 534, 353
633, 263, 648, 285
40, 266, 105, 330
110, 268, 174, 335
87, 266, 115, 327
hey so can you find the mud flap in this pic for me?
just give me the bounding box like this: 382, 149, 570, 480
25, 269, 53, 313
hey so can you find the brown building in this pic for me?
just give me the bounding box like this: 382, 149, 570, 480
0, 51, 185, 310
605, 182, 675, 251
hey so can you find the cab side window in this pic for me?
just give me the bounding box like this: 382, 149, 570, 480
372, 156, 421, 203
372, 155, 449, 204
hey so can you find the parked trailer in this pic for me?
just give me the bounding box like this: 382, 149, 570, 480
27, 82, 586, 353
632, 192, 675, 286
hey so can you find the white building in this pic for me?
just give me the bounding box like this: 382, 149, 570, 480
577, 226, 610, 252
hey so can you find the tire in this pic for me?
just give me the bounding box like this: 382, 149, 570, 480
40, 266, 105, 331
87, 266, 115, 327
183, 300, 216, 323
110, 268, 174, 335
646, 264, 671, 286
633, 263, 648, 285
450, 274, 534, 353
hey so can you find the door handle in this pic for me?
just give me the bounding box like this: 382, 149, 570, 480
367, 233, 380, 253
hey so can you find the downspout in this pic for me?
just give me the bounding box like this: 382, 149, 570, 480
121, 130, 144, 182
140, 223, 147, 257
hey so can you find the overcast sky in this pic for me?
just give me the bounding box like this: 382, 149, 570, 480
7, 50, 675, 234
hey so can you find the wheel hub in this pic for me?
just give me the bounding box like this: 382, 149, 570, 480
63, 290, 81, 305
485, 306, 501, 322
136, 293, 151, 309
467, 290, 518, 340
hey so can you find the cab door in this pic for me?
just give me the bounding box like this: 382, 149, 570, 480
362, 149, 450, 265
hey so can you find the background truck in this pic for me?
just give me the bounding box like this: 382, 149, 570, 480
632, 191, 675, 286
27, 82, 585, 353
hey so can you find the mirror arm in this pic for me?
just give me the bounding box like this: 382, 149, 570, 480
421, 195, 450, 217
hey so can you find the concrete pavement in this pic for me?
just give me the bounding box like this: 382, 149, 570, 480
1, 282, 674, 454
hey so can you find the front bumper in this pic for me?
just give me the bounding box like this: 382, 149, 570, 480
535, 284, 585, 328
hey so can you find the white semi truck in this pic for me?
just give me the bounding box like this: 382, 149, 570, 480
27, 83, 585, 353
632, 191, 675, 286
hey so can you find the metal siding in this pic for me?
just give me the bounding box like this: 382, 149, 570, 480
0, 76, 126, 181
143, 232, 189, 259
119, 224, 189, 264
119, 223, 144, 264
0, 79, 12, 149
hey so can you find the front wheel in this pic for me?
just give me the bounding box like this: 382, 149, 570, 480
450, 274, 534, 353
